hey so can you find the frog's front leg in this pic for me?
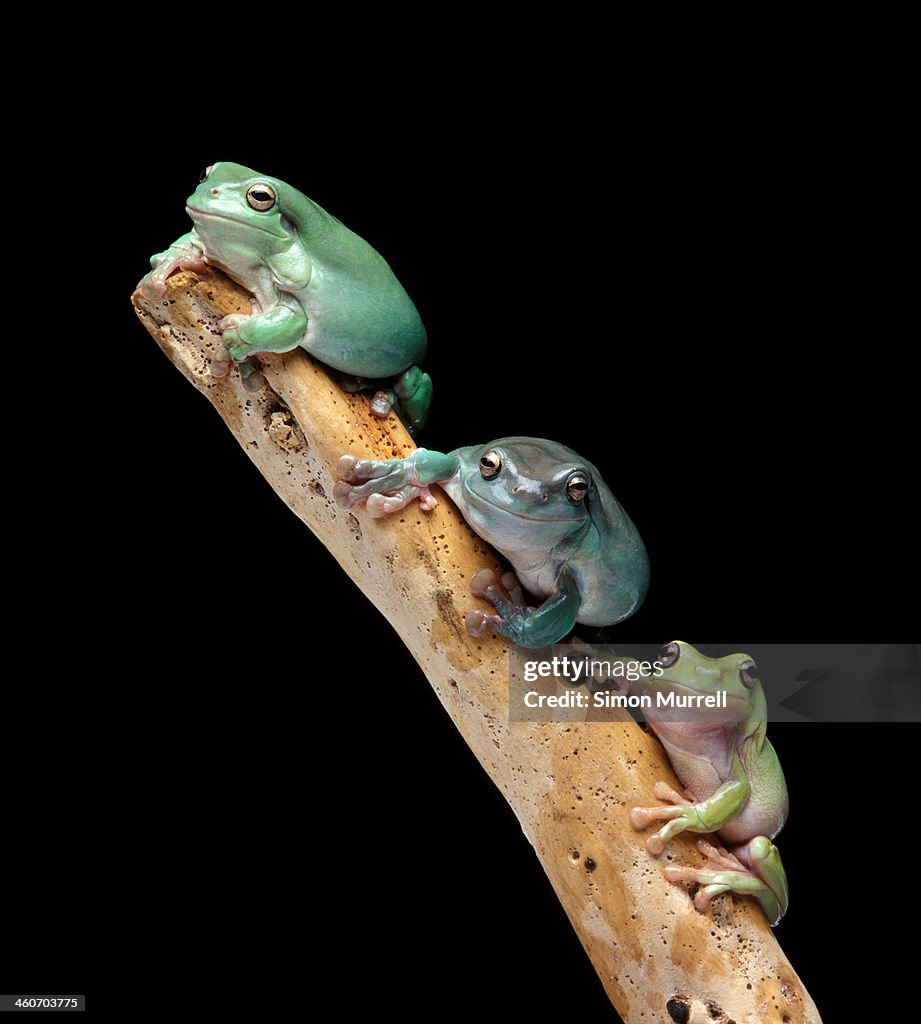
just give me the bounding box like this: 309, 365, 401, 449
334, 449, 459, 518
631, 761, 751, 856
467, 566, 581, 649
138, 233, 209, 300
221, 300, 307, 363
665, 837, 789, 926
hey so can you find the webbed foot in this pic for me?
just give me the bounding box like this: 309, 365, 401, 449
664, 837, 788, 925
466, 569, 531, 638
333, 453, 437, 518
393, 365, 433, 434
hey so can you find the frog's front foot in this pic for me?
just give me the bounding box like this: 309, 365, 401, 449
664, 838, 788, 925
206, 315, 256, 380
138, 251, 209, 301
220, 314, 255, 364
333, 454, 437, 518
370, 390, 397, 418
631, 781, 697, 855
210, 341, 233, 379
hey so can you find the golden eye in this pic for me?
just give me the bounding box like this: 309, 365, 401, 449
660, 642, 681, 668
566, 474, 590, 503
479, 450, 501, 480
739, 660, 759, 689
246, 183, 276, 211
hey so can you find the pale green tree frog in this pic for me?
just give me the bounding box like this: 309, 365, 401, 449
628, 641, 790, 925
334, 438, 649, 648
138, 162, 432, 431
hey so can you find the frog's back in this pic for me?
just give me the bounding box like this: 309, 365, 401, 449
286, 190, 427, 378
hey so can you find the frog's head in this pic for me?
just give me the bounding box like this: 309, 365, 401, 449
460, 438, 595, 551
643, 641, 767, 734
185, 162, 295, 255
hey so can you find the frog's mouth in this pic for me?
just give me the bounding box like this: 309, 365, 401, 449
186, 206, 289, 239
462, 478, 587, 524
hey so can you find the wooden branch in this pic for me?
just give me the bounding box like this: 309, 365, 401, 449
132, 271, 822, 1024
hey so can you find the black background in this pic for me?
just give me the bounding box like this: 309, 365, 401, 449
8, 72, 914, 1019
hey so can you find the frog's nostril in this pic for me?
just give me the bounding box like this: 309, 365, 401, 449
513, 486, 519, 493
541, 492, 549, 502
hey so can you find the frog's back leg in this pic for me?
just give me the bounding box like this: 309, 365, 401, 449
664, 837, 789, 926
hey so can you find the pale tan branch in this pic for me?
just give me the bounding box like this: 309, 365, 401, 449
132, 271, 821, 1024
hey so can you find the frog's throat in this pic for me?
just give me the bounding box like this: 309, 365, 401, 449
186, 206, 289, 239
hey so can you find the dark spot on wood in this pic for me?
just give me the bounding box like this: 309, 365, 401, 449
584, 858, 596, 873
433, 588, 465, 641
708, 1003, 722, 1019
449, 678, 458, 688
667, 998, 689, 1024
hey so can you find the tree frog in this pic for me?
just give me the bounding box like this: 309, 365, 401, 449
628, 641, 790, 925
334, 438, 649, 648
138, 162, 432, 431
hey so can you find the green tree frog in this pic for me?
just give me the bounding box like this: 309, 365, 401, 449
334, 439, 649, 648
628, 641, 790, 925
138, 162, 432, 431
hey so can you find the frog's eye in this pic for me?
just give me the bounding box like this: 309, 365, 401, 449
199, 165, 214, 183
479, 451, 501, 480
659, 642, 681, 668
739, 660, 759, 689
246, 183, 276, 211
566, 474, 590, 503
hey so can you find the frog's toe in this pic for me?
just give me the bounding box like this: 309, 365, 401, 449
646, 835, 668, 857
333, 481, 358, 509
370, 390, 395, 418
210, 342, 233, 379
366, 489, 421, 518
470, 568, 501, 598
662, 866, 735, 915
220, 313, 250, 331
335, 455, 394, 484
654, 781, 689, 805
465, 609, 506, 638
695, 840, 746, 873
500, 571, 526, 606
416, 487, 438, 511
336, 455, 360, 481
470, 569, 525, 610
138, 275, 167, 302
178, 255, 210, 276
630, 806, 656, 830
694, 884, 733, 913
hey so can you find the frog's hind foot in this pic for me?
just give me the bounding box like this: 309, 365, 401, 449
392, 366, 433, 435
466, 569, 533, 639
664, 838, 785, 924
370, 390, 397, 418
210, 344, 264, 391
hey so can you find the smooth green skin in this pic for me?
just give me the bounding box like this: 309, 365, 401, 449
138, 162, 431, 430
334, 438, 649, 648
628, 641, 790, 925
